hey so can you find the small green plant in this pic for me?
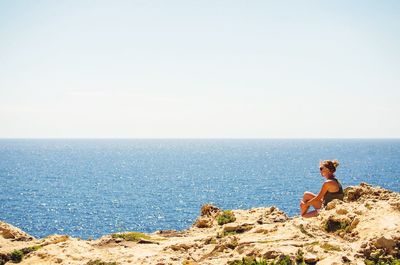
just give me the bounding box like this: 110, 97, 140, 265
224, 231, 237, 236
217, 210, 236, 225
364, 257, 400, 265
111, 232, 152, 242
320, 242, 341, 252
295, 249, 306, 265
7, 245, 42, 264
21, 245, 42, 254
364, 260, 374, 265
10, 250, 24, 263
228, 257, 268, 265
275, 255, 291, 265
228, 255, 292, 265
86, 260, 118, 265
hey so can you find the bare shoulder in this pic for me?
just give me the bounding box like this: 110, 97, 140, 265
324, 179, 340, 191
321, 181, 332, 189
323, 179, 337, 187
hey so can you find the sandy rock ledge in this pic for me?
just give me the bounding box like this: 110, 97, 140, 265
1, 183, 399, 265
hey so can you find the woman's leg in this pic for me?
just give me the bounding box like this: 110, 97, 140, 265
300, 192, 318, 216
302, 209, 320, 218
300, 200, 308, 216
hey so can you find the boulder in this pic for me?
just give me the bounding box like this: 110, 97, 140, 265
0, 221, 35, 241
200, 204, 221, 217
304, 253, 319, 264
373, 235, 396, 252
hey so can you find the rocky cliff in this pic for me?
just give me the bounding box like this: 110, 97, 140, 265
1, 183, 399, 265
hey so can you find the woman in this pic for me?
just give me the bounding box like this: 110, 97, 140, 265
300, 160, 344, 218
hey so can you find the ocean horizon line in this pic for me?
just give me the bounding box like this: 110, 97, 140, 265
0, 137, 399, 140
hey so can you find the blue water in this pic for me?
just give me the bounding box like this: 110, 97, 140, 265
0, 139, 399, 239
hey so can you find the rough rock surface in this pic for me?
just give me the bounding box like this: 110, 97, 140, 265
0, 183, 399, 264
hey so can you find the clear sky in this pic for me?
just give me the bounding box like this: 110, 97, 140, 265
0, 1, 399, 138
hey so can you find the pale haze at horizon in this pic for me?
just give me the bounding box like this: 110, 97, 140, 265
0, 1, 399, 138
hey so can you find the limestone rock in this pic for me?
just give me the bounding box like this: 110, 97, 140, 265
263, 250, 281, 259
373, 235, 396, 252
0, 221, 35, 241
335, 207, 348, 215
349, 217, 360, 230
326, 199, 343, 210
303, 253, 319, 263
193, 217, 213, 228
200, 204, 221, 217
223, 223, 254, 233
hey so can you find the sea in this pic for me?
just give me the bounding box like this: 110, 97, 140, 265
0, 139, 399, 239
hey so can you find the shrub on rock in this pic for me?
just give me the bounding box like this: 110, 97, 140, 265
217, 210, 236, 225
10, 250, 23, 263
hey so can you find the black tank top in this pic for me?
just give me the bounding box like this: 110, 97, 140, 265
323, 178, 344, 205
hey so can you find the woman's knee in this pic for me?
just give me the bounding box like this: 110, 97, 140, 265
303, 191, 315, 201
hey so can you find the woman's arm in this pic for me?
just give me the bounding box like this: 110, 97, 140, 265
305, 182, 329, 206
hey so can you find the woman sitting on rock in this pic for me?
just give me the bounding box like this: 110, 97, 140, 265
300, 160, 344, 218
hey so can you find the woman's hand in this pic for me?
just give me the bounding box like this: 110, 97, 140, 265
300, 200, 308, 207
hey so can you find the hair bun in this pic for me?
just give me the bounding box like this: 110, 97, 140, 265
332, 160, 339, 169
